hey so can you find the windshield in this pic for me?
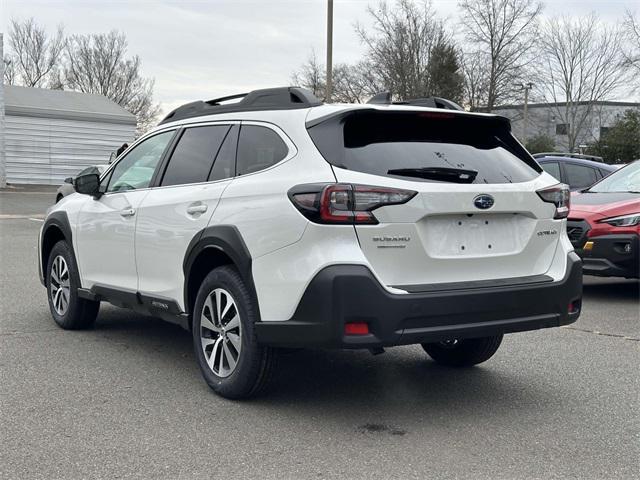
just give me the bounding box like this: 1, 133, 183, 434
588, 161, 640, 193
307, 110, 541, 184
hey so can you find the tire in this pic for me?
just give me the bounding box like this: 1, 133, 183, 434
192, 265, 275, 399
421, 335, 503, 367
46, 240, 99, 329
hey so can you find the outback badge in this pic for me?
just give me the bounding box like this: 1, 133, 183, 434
473, 194, 494, 210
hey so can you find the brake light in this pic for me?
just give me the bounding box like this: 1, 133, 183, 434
536, 184, 570, 219
289, 183, 417, 225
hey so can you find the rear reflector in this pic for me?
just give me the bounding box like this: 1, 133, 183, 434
344, 322, 369, 335
568, 300, 581, 314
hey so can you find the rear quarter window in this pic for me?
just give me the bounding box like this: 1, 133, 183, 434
308, 110, 541, 184
236, 125, 288, 176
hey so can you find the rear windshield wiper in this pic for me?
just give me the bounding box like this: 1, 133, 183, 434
387, 167, 478, 183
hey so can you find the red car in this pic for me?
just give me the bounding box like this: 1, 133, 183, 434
567, 160, 640, 278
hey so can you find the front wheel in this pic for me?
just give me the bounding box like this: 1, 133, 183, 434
421, 335, 503, 367
192, 266, 275, 399
46, 240, 99, 329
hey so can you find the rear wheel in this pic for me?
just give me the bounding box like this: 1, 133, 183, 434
192, 266, 275, 399
46, 240, 99, 329
421, 335, 503, 367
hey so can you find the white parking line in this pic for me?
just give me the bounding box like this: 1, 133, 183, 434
0, 191, 55, 195
0, 214, 46, 220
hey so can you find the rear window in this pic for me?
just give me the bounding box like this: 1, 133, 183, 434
307, 111, 541, 184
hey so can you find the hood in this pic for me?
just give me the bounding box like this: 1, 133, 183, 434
570, 192, 640, 219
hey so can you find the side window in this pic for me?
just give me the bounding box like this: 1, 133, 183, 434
106, 131, 174, 192
209, 125, 239, 181
541, 162, 561, 181
564, 163, 598, 189
161, 125, 229, 187
236, 125, 288, 176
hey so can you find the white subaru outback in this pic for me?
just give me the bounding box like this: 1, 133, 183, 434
39, 87, 582, 399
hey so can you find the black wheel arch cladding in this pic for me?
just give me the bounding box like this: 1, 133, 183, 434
40, 211, 75, 286
183, 225, 259, 318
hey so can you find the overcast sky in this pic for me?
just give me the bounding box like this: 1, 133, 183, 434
1, 0, 636, 114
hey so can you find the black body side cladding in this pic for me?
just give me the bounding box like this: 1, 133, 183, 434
255, 253, 583, 349
182, 225, 257, 317
82, 285, 189, 329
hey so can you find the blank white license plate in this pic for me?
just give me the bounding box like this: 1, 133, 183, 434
421, 214, 529, 257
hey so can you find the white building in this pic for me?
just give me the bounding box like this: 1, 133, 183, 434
492, 101, 640, 151
1, 85, 136, 185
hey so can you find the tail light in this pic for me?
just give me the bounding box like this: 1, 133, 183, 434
537, 184, 570, 219
288, 183, 417, 225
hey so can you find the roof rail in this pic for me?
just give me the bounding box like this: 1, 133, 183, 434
532, 152, 604, 162
366, 92, 464, 111
160, 86, 322, 125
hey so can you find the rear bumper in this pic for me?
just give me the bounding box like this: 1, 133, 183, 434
576, 234, 639, 278
255, 253, 583, 349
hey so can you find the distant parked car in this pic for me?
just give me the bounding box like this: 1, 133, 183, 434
567, 160, 640, 278
56, 165, 107, 202
536, 155, 618, 191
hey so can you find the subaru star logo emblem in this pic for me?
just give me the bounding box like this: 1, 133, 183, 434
473, 194, 494, 210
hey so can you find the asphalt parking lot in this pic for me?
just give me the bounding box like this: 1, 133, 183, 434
1, 186, 638, 480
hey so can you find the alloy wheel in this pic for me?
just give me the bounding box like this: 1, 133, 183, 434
200, 288, 242, 378
50, 255, 71, 316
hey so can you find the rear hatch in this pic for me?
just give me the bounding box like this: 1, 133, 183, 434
307, 108, 561, 288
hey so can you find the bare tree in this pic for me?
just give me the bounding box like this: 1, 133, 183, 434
332, 62, 381, 103
355, 0, 455, 100
291, 53, 380, 103
64, 31, 160, 134
3, 56, 17, 85
622, 10, 640, 90
460, 50, 490, 110
458, 0, 543, 110
291, 51, 325, 99
536, 15, 628, 151
7, 18, 65, 88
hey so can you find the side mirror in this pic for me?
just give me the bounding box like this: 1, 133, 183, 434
64, 177, 73, 184
74, 173, 101, 197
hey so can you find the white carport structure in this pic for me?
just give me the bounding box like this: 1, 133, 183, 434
1, 85, 136, 185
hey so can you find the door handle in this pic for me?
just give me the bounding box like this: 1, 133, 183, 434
120, 208, 136, 217
186, 204, 208, 215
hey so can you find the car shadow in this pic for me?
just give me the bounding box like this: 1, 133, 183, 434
91, 305, 559, 425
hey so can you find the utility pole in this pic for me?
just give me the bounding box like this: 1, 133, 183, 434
0, 33, 6, 188
520, 82, 534, 144
325, 0, 333, 103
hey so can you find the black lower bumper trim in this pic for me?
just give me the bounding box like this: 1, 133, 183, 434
255, 253, 583, 349
576, 234, 639, 278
